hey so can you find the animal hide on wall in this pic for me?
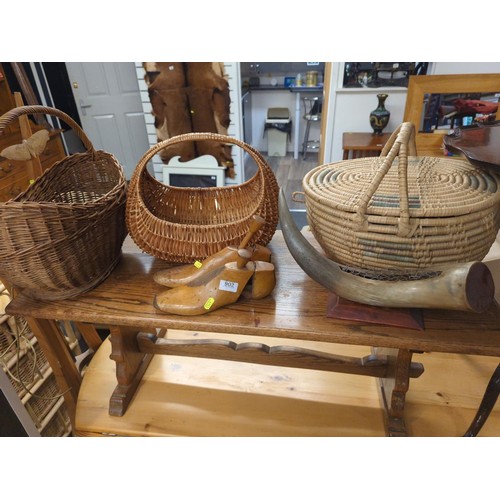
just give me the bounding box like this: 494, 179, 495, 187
143, 62, 234, 178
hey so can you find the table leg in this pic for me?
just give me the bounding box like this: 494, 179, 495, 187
373, 347, 423, 437
294, 92, 301, 159
108, 325, 166, 416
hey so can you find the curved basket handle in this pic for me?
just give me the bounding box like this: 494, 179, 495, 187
379, 122, 418, 157
133, 132, 268, 177
128, 133, 270, 224
130, 132, 269, 197
0, 105, 95, 152
355, 122, 417, 237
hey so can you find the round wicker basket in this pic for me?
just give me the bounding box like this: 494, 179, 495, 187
0, 105, 127, 300
302, 122, 500, 272
126, 133, 279, 263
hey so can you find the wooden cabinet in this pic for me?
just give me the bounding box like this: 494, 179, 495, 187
342, 131, 392, 160
0, 63, 66, 202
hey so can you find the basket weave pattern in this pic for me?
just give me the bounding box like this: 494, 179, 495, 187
126, 133, 279, 263
303, 122, 500, 271
0, 106, 127, 299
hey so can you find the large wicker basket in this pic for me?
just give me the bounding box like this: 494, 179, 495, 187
126, 132, 279, 263
302, 122, 500, 272
0, 105, 127, 299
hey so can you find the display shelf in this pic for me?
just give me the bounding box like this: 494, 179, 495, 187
0, 291, 75, 437
335, 86, 408, 94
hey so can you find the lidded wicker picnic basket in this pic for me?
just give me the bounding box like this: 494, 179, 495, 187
126, 132, 279, 263
0, 105, 128, 300
302, 122, 500, 272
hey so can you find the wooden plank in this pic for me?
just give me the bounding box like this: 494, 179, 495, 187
75, 330, 500, 437
76, 333, 386, 437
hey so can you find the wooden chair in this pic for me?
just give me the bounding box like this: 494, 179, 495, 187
301, 96, 322, 159
463, 362, 500, 437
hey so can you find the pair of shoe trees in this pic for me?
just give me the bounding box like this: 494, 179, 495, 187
153, 216, 276, 316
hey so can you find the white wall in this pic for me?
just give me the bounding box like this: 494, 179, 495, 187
327, 87, 408, 162
250, 90, 324, 153
430, 62, 500, 74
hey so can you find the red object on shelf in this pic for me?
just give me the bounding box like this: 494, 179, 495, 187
454, 99, 498, 115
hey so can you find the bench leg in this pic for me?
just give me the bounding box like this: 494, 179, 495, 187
108, 325, 166, 416
374, 347, 422, 437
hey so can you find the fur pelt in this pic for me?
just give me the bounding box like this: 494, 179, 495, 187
143, 62, 233, 176
147, 87, 196, 163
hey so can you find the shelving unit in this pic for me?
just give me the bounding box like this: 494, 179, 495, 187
0, 286, 74, 436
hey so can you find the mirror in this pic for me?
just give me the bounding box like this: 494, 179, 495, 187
403, 74, 500, 156
420, 92, 499, 132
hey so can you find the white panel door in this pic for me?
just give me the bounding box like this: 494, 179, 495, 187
65, 62, 149, 178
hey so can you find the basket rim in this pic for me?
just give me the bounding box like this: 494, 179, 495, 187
0, 105, 94, 151
128, 132, 269, 228
303, 155, 500, 218
131, 171, 265, 229
1, 150, 126, 208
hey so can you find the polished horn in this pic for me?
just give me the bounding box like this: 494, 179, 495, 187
278, 189, 494, 312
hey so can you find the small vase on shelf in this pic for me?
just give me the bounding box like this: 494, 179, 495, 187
369, 93, 390, 135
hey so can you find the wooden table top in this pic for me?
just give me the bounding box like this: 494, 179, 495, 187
342, 132, 391, 151
7, 231, 500, 356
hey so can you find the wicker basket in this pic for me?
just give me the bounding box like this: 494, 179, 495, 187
0, 105, 127, 299
126, 133, 279, 263
302, 122, 500, 272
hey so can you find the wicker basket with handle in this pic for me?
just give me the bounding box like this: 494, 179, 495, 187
302, 121, 500, 272
0, 105, 128, 300
126, 132, 279, 263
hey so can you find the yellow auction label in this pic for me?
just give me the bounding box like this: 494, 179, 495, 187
203, 297, 215, 310
194, 261, 203, 269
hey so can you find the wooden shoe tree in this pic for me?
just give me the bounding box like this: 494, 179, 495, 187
153, 215, 270, 288
243, 261, 276, 300
154, 249, 256, 316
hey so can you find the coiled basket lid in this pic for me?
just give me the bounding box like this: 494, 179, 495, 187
303, 122, 500, 271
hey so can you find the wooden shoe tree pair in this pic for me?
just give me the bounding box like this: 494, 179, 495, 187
153, 215, 271, 288
153, 249, 276, 316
